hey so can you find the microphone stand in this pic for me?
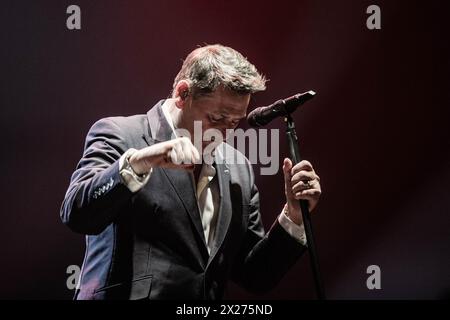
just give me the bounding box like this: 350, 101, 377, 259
285, 112, 326, 300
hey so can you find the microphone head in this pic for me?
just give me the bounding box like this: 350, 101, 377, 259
246, 107, 265, 127
291, 90, 316, 104
246, 90, 317, 127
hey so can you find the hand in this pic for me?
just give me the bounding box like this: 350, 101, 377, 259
128, 137, 200, 175
283, 158, 321, 225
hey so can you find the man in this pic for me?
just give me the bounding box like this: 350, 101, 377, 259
60, 44, 321, 300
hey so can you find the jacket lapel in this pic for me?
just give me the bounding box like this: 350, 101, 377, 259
161, 168, 209, 253
207, 148, 232, 266
144, 102, 209, 258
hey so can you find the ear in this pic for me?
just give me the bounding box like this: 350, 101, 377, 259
174, 80, 191, 109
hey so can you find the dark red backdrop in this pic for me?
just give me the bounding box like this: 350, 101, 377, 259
0, 0, 448, 299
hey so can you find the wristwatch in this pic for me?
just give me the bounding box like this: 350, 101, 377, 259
122, 149, 147, 182
119, 148, 151, 192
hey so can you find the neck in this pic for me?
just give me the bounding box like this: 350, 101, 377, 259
165, 98, 183, 130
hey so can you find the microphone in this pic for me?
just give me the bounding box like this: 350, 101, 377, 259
247, 90, 316, 127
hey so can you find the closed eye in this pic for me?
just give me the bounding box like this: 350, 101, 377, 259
209, 114, 225, 123
209, 114, 245, 126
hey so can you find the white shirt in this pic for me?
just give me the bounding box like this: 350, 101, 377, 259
119, 100, 307, 253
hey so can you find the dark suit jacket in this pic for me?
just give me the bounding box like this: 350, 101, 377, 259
60, 100, 306, 300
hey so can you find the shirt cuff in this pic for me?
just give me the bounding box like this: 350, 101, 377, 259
119, 148, 152, 193
278, 207, 307, 246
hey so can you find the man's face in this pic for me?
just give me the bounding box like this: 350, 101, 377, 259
181, 86, 250, 149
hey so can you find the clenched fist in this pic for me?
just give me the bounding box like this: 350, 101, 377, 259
128, 137, 200, 175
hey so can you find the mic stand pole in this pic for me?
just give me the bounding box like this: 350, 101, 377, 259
285, 112, 326, 300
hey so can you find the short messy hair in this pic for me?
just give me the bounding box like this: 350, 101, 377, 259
172, 44, 267, 98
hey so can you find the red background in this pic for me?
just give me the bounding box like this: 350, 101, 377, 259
0, 0, 449, 299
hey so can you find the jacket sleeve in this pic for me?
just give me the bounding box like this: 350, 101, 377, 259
231, 164, 307, 294
60, 117, 134, 235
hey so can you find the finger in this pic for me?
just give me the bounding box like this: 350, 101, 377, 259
180, 137, 200, 165
186, 139, 201, 165
293, 179, 321, 194
292, 180, 315, 193
165, 148, 174, 164
180, 139, 194, 165
291, 160, 313, 175
191, 144, 201, 164
170, 142, 184, 165
283, 158, 293, 189
291, 170, 316, 184
177, 149, 186, 164
168, 146, 178, 164
294, 189, 321, 199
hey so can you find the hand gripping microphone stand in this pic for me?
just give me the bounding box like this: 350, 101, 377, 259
248, 90, 325, 299
285, 109, 325, 300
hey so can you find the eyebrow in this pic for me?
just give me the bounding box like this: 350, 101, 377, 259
210, 109, 247, 122
220, 114, 246, 121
